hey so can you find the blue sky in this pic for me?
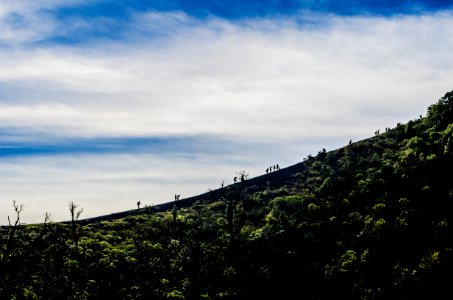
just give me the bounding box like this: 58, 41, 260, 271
1, 0, 453, 223
51, 0, 453, 21
5, 0, 453, 45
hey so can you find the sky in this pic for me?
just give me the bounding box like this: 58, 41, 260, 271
1, 0, 453, 224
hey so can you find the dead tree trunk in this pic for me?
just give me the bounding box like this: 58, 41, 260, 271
68, 202, 83, 254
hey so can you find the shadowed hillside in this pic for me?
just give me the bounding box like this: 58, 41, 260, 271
1, 90, 453, 299
77, 161, 306, 224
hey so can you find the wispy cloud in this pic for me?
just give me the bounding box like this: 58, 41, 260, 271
2, 12, 453, 140
0, 0, 97, 45
1, 5, 453, 223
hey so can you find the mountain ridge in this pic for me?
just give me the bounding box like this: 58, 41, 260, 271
75, 128, 407, 225
1, 90, 453, 299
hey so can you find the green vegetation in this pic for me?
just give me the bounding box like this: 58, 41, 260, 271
1, 91, 453, 299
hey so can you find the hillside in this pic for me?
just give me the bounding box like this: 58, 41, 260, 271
1, 91, 453, 299
77, 160, 306, 224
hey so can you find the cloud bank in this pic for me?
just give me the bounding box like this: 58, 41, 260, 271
1, 5, 453, 223
1, 12, 452, 140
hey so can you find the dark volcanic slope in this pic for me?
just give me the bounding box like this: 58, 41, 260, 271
77, 161, 307, 224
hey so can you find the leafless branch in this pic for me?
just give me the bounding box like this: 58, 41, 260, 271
7, 200, 24, 227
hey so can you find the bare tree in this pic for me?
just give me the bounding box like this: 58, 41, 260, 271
0, 202, 51, 298
1, 200, 24, 265
222, 196, 236, 239
68, 202, 83, 253
172, 204, 178, 225
7, 200, 23, 227
235, 170, 249, 183
222, 186, 250, 246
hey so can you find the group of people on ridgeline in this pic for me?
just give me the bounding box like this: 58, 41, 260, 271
228, 164, 281, 186
266, 164, 280, 174
137, 163, 283, 210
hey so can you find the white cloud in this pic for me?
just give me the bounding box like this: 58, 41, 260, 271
1, 12, 452, 141
0, 0, 96, 45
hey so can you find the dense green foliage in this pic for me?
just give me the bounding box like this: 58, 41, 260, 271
1, 91, 453, 299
